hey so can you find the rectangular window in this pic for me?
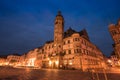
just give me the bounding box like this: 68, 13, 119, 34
76, 49, 78, 53
59, 45, 61, 48
74, 38, 80, 41
80, 49, 82, 53
64, 41, 65, 45
64, 50, 66, 54
74, 49, 76, 53
68, 40, 70, 44
75, 38, 77, 41
68, 50, 71, 54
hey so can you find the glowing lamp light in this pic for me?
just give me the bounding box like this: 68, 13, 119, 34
55, 61, 59, 65
49, 61, 52, 65
69, 60, 72, 65
5, 62, 9, 65
27, 58, 36, 67
69, 62, 72, 65
108, 59, 112, 63
0, 63, 2, 66
48, 58, 50, 60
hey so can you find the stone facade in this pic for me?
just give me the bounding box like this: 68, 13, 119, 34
3, 11, 105, 71
0, 58, 7, 66
34, 11, 105, 71
109, 19, 120, 59
7, 55, 22, 66
25, 48, 38, 67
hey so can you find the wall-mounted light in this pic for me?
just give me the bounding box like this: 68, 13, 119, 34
49, 61, 52, 65
55, 61, 59, 65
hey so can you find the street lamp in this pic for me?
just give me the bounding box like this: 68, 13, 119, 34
49, 61, 52, 65
55, 60, 59, 65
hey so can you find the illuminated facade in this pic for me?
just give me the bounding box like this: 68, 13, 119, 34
0, 58, 7, 66
35, 11, 105, 71
4, 11, 105, 71
25, 48, 38, 67
110, 55, 120, 67
109, 19, 120, 59
0, 55, 25, 67
7, 55, 22, 66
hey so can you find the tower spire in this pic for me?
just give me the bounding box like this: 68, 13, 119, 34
56, 11, 63, 18
54, 11, 64, 43
58, 11, 61, 16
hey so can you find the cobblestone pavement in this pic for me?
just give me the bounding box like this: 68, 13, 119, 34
0, 66, 120, 80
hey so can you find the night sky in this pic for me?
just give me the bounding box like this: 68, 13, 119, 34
0, 0, 120, 56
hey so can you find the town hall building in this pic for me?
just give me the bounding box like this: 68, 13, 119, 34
4, 11, 105, 71
34, 11, 105, 71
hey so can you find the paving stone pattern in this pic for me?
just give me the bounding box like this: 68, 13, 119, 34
0, 67, 120, 80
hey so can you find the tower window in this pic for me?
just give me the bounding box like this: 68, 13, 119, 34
55, 22, 58, 24
59, 45, 61, 48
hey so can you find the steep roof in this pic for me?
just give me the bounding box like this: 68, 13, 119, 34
64, 27, 76, 38
79, 29, 90, 41
64, 27, 90, 41
45, 40, 53, 44
0, 55, 7, 58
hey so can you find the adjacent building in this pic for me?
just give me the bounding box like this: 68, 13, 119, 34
25, 48, 38, 67
109, 19, 120, 59
0, 58, 7, 66
7, 54, 25, 66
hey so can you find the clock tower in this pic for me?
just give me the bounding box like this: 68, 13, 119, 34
54, 11, 64, 43
54, 11, 64, 54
